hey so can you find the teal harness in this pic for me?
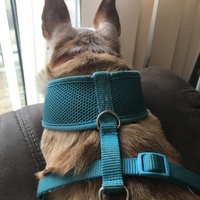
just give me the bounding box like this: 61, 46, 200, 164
38, 71, 200, 199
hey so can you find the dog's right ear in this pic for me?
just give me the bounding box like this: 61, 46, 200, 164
42, 0, 72, 40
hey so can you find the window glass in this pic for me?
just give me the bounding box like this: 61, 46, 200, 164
0, 0, 80, 115
0, 0, 25, 114
0, 45, 12, 114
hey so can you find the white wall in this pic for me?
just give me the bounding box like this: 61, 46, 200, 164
149, 0, 200, 81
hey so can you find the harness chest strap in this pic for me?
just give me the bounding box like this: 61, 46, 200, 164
38, 152, 200, 198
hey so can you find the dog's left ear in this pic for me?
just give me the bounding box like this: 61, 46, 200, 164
42, 0, 72, 40
93, 0, 121, 37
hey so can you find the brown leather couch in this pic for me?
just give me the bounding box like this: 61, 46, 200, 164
0, 67, 200, 199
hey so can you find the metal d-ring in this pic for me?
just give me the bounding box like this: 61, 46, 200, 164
96, 110, 121, 130
98, 187, 130, 200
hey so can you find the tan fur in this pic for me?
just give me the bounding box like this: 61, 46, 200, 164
37, 0, 200, 199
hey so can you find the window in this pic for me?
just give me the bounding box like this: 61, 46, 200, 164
0, 0, 80, 115
0, 0, 26, 114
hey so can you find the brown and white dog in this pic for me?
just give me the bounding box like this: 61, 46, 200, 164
37, 0, 200, 199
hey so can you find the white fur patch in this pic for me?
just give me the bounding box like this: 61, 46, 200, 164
50, 23, 77, 48
97, 22, 119, 39
36, 68, 52, 96
67, 26, 120, 56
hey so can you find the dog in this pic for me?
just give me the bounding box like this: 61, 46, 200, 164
36, 0, 200, 199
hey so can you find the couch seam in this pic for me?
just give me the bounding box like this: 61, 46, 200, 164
16, 109, 45, 172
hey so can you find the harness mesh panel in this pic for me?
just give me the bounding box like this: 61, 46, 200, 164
42, 71, 148, 130
111, 76, 145, 117
43, 81, 98, 126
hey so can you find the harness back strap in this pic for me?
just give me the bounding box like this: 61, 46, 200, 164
94, 73, 124, 194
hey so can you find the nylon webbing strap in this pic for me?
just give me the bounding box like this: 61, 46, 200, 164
169, 163, 200, 193
94, 72, 124, 194
38, 71, 200, 198
37, 152, 200, 198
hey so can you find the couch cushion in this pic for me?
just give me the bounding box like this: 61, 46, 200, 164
141, 67, 200, 175
0, 104, 45, 200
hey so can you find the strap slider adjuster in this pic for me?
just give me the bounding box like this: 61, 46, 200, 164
137, 152, 170, 178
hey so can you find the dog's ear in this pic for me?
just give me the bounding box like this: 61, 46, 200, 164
42, 0, 72, 40
93, 0, 121, 37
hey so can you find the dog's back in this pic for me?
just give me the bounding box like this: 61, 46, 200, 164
37, 0, 200, 199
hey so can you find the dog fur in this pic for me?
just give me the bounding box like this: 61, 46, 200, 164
37, 0, 200, 199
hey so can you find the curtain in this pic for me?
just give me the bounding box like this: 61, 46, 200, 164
81, 0, 200, 82
149, 0, 200, 82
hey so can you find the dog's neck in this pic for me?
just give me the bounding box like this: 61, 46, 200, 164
51, 53, 79, 69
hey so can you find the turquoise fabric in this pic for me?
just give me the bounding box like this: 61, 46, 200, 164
94, 72, 124, 194
41, 70, 148, 197
38, 152, 200, 198
42, 71, 148, 131
39, 71, 200, 199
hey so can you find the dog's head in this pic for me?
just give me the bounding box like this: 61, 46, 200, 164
42, 0, 123, 69
38, 0, 130, 94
